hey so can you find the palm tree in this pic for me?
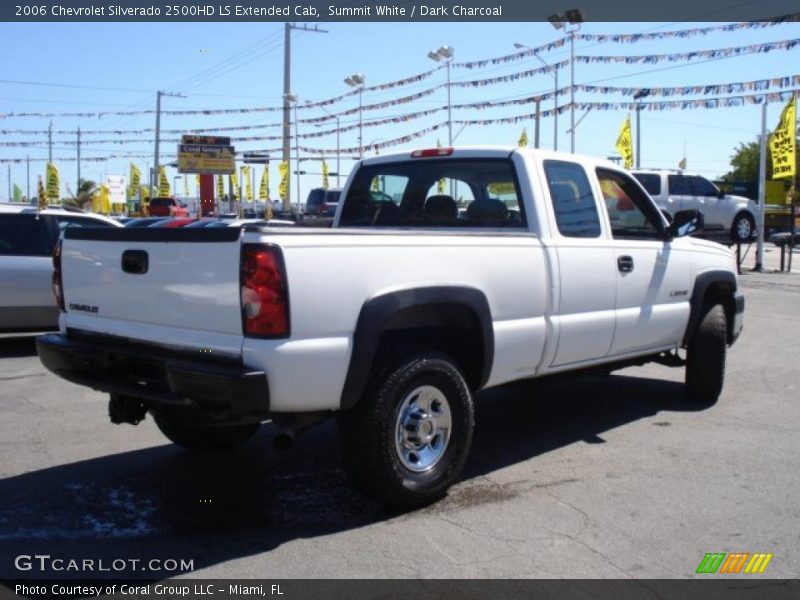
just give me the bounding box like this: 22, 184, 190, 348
64, 179, 97, 209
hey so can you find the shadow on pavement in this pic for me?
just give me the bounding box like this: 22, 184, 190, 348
0, 372, 701, 579
0, 337, 39, 359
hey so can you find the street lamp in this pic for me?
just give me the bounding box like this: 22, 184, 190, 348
284, 92, 301, 210
632, 88, 651, 169
548, 8, 584, 153
514, 42, 559, 151
427, 45, 455, 146
344, 73, 366, 159
307, 100, 341, 186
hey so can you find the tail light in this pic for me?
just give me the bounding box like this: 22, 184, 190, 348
240, 244, 289, 337
52, 239, 65, 311
411, 147, 453, 158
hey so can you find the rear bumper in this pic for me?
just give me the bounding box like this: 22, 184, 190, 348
36, 332, 269, 418
730, 292, 745, 345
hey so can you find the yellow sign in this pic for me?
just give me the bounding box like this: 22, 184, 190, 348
177, 144, 236, 174
130, 163, 141, 188
46, 162, 59, 202
278, 161, 288, 200
242, 165, 253, 201
37, 176, 47, 211
259, 166, 269, 201
616, 115, 634, 169
769, 96, 796, 179
230, 171, 239, 200
518, 127, 528, 148
158, 166, 170, 196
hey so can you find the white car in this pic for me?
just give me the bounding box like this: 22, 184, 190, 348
631, 170, 758, 243
0, 204, 121, 333
38, 147, 744, 507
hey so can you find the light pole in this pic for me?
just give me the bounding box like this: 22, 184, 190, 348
548, 8, 584, 153
514, 43, 559, 151
308, 101, 341, 186
344, 73, 366, 159
633, 89, 650, 169
427, 45, 455, 145
285, 93, 301, 210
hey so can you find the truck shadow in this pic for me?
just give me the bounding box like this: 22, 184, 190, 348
0, 336, 40, 358
0, 372, 698, 578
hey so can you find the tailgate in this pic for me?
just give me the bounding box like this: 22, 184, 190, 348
61, 227, 244, 353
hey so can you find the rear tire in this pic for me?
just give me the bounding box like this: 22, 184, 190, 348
153, 412, 260, 451
731, 212, 755, 243
339, 351, 474, 509
685, 304, 727, 405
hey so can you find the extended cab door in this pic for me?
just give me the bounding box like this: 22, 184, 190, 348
595, 168, 692, 355
542, 160, 617, 366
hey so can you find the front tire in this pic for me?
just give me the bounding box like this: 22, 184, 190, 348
153, 412, 260, 451
339, 351, 474, 509
731, 212, 755, 243
685, 304, 727, 405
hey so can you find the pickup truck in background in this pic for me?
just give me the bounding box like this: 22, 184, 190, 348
147, 197, 189, 218
37, 147, 744, 508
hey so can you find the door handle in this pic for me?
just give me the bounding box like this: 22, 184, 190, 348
617, 255, 634, 273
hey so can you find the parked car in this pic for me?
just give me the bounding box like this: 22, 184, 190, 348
147, 197, 189, 218
37, 147, 744, 508
631, 170, 758, 243
305, 187, 341, 217
148, 218, 197, 228
0, 204, 121, 333
124, 217, 169, 227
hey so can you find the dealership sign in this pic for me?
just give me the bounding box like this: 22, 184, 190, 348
177, 135, 235, 174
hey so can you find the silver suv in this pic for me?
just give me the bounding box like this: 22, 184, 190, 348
631, 170, 758, 243
0, 204, 121, 333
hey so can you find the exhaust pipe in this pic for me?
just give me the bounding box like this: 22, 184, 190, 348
273, 432, 295, 451
270, 411, 330, 451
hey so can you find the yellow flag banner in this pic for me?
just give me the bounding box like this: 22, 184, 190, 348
518, 127, 528, 148
616, 116, 634, 169
230, 171, 240, 200
37, 176, 47, 211
129, 163, 140, 188
259, 166, 269, 201
92, 184, 111, 215
278, 161, 288, 200
183, 175, 189, 197
217, 174, 224, 199
322, 160, 329, 190
46, 162, 59, 202
242, 166, 253, 201
436, 139, 446, 193
769, 95, 796, 179
158, 166, 170, 196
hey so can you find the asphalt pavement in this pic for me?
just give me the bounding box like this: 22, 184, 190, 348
0, 246, 797, 580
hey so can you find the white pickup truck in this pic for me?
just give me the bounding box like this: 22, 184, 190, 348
37, 147, 744, 508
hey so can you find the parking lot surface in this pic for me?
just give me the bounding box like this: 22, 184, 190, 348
0, 248, 798, 580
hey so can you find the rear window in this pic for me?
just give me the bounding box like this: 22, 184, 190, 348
150, 199, 173, 207
632, 173, 661, 196
339, 159, 526, 228
0, 214, 54, 256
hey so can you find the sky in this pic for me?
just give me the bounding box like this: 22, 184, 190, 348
1, 15, 799, 205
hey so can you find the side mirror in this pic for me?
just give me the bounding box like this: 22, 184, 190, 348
717, 189, 726, 199
667, 209, 703, 239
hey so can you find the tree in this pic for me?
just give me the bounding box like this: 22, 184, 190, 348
721, 140, 771, 183
63, 179, 97, 209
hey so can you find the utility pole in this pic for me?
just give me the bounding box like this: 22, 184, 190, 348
534, 98, 541, 149
754, 101, 768, 272
283, 23, 328, 213
26, 155, 30, 201
76, 127, 81, 192
153, 90, 185, 195
48, 121, 53, 164
7, 164, 10, 202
